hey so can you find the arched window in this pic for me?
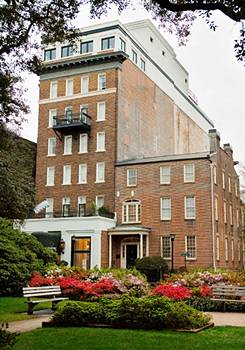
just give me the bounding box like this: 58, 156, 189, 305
122, 200, 141, 224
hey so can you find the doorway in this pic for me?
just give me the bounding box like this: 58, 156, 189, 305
121, 240, 139, 268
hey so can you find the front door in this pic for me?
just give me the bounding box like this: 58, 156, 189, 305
126, 244, 138, 269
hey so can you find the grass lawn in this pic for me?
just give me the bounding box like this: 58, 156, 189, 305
13, 326, 245, 350
0, 297, 51, 322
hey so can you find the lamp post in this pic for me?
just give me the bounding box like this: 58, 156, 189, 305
169, 234, 176, 273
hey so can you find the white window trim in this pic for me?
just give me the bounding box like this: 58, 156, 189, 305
231, 240, 234, 261
46, 167, 55, 186
62, 165, 71, 185
81, 76, 89, 94
50, 81, 57, 99
224, 201, 227, 224
47, 137, 56, 157
213, 164, 217, 185
79, 133, 88, 154
98, 73, 106, 91
95, 195, 104, 209
160, 166, 171, 185
225, 238, 229, 261
96, 101, 106, 121
184, 196, 196, 220
127, 169, 137, 187
63, 135, 72, 155
222, 171, 225, 189
122, 200, 141, 224
185, 236, 197, 260
48, 109, 57, 128
45, 198, 54, 218
96, 162, 105, 183
184, 164, 195, 183
216, 235, 220, 261
215, 196, 218, 221
96, 131, 106, 152
160, 197, 171, 221
66, 79, 73, 96
78, 164, 87, 184
228, 176, 232, 193
161, 236, 171, 260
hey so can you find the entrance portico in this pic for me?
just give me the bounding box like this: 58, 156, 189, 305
107, 226, 150, 268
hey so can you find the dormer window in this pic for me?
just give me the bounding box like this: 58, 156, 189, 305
44, 48, 56, 61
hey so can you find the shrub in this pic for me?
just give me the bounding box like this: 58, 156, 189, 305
151, 284, 192, 300
135, 256, 169, 282
0, 218, 56, 296
52, 296, 211, 330
0, 324, 18, 350
187, 296, 245, 312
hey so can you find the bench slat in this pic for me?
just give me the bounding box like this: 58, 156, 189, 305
23, 286, 60, 291
24, 297, 68, 304
24, 291, 62, 298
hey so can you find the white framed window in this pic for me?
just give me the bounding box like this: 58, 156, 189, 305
65, 106, 73, 121
213, 165, 217, 184
63, 135, 72, 155
96, 195, 104, 209
47, 137, 56, 156
96, 162, 105, 183
184, 196, 196, 219
184, 164, 195, 183
80, 41, 93, 54
80, 105, 88, 122
229, 204, 233, 226
160, 166, 171, 184
228, 176, 232, 193
63, 165, 71, 185
123, 200, 141, 223
127, 169, 137, 187
66, 79, 73, 96
231, 240, 234, 261
78, 164, 87, 184
185, 236, 197, 260
119, 38, 126, 52
96, 132, 105, 152
140, 58, 146, 72
132, 50, 137, 64
97, 102, 106, 121
224, 201, 227, 223
225, 238, 229, 261
215, 196, 218, 221
236, 209, 239, 228
98, 73, 106, 90
44, 48, 56, 61
222, 171, 225, 189
61, 45, 73, 57
50, 81, 57, 98
62, 197, 70, 217
216, 235, 220, 261
161, 236, 171, 259
78, 196, 86, 217
81, 76, 89, 94
160, 197, 171, 220
238, 241, 241, 262
48, 109, 57, 127
79, 134, 88, 153
235, 182, 238, 197
101, 36, 115, 50
46, 167, 55, 186
45, 198, 54, 218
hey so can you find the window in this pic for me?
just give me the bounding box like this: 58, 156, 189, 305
123, 200, 141, 223
160, 166, 171, 184
222, 171, 225, 189
216, 235, 220, 261
127, 169, 137, 187
44, 48, 56, 61
132, 50, 137, 64
184, 164, 195, 183
161, 197, 171, 220
78, 196, 86, 217
96, 132, 105, 152
229, 204, 233, 226
78, 164, 87, 184
224, 201, 227, 223
80, 41, 93, 54
97, 102, 106, 121
235, 182, 238, 197
96, 195, 104, 209
162, 236, 171, 259
96, 162, 105, 183
62, 197, 70, 217
46, 167, 54, 186
119, 38, 126, 52
231, 240, 234, 261
72, 237, 91, 269
238, 241, 241, 262
79, 134, 88, 153
184, 196, 196, 219
81, 76, 89, 93
63, 165, 71, 185
140, 58, 146, 72
65, 106, 73, 121
48, 109, 57, 127
98, 74, 106, 90
101, 36, 115, 50
225, 238, 228, 261
64, 135, 72, 155
48, 137, 56, 156
80, 105, 88, 122
228, 176, 232, 192
236, 209, 239, 228
213, 165, 217, 184
50, 81, 57, 98
45, 198, 54, 218
66, 79, 73, 96
215, 196, 218, 221
185, 236, 196, 259
61, 45, 73, 57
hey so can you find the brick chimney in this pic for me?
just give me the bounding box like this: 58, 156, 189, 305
223, 143, 233, 158
208, 129, 220, 153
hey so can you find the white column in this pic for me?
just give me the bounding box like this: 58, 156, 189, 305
146, 234, 149, 256
109, 234, 112, 268
140, 233, 143, 258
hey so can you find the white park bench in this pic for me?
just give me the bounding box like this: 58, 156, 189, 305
211, 284, 245, 311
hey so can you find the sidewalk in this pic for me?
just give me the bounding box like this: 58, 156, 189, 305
206, 312, 245, 327
8, 309, 53, 333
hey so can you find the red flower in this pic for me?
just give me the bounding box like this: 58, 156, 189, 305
151, 284, 192, 300
199, 285, 212, 297
29, 272, 55, 287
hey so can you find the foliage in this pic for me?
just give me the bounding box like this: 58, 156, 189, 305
0, 218, 56, 296
187, 296, 245, 312
0, 127, 36, 221
0, 324, 18, 350
151, 284, 192, 300
135, 256, 169, 282
52, 296, 211, 329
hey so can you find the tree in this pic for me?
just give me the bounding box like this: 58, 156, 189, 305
0, 0, 244, 126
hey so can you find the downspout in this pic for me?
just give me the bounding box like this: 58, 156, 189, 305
210, 162, 217, 271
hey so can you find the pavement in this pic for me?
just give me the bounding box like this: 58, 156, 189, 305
6, 310, 245, 333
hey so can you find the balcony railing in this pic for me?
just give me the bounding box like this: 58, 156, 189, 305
33, 210, 115, 220
53, 113, 91, 134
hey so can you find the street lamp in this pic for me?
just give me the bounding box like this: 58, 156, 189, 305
169, 234, 176, 273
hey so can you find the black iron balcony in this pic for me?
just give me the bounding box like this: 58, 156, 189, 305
33, 210, 115, 220
53, 112, 91, 135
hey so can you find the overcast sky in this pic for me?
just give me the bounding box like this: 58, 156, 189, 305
21, 2, 245, 168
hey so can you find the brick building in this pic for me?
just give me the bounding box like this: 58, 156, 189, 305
22, 19, 243, 270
